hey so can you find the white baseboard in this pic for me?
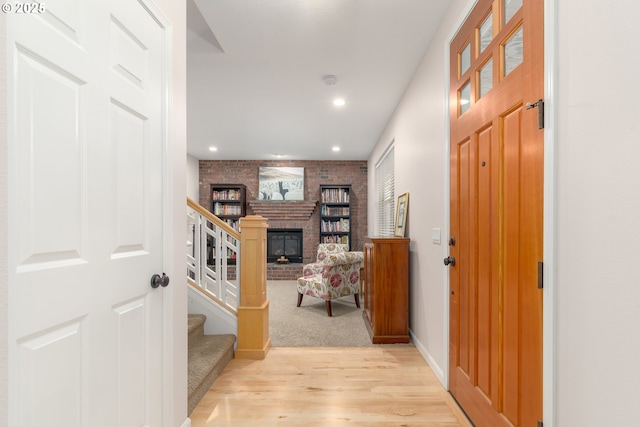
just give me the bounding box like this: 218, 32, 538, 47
180, 418, 191, 427
409, 329, 447, 389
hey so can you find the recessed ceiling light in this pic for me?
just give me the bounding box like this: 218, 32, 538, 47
332, 146, 341, 152
209, 146, 218, 152
273, 154, 285, 158
333, 99, 346, 107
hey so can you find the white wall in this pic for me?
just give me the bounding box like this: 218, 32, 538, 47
367, 0, 470, 385
555, 0, 640, 425
153, 0, 188, 425
187, 154, 200, 200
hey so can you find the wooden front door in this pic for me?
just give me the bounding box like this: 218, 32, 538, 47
448, 1, 544, 426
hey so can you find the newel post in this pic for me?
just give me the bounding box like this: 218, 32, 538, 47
235, 215, 271, 359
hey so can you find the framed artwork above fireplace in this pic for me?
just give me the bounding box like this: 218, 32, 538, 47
258, 166, 304, 201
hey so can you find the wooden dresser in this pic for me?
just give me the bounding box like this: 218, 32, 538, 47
362, 237, 410, 344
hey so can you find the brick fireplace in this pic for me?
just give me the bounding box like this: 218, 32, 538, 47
258, 201, 317, 279
198, 159, 368, 280
267, 228, 303, 263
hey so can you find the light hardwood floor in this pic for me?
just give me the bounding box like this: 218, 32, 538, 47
190, 347, 473, 427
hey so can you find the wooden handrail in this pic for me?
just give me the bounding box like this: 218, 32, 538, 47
187, 197, 241, 239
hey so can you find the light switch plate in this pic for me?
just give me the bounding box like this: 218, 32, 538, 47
432, 228, 441, 244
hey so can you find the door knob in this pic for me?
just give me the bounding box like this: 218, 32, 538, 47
443, 256, 456, 267
151, 273, 170, 288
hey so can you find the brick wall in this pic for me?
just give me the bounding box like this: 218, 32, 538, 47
266, 264, 303, 280
199, 160, 368, 269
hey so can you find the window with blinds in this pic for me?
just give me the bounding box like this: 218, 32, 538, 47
376, 143, 395, 237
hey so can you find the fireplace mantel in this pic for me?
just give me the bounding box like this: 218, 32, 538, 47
247, 200, 317, 221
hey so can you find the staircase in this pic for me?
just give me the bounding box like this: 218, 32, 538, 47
186, 198, 270, 413
188, 314, 236, 414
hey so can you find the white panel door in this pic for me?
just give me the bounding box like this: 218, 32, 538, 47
7, 0, 171, 425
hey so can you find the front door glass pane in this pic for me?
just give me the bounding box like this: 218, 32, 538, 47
503, 26, 523, 77
479, 13, 493, 53
503, 0, 522, 24
460, 43, 471, 76
478, 58, 493, 99
459, 81, 471, 115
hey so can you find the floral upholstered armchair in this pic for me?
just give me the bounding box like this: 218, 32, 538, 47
296, 251, 364, 316
303, 243, 349, 276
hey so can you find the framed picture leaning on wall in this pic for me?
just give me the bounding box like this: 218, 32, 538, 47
394, 192, 409, 237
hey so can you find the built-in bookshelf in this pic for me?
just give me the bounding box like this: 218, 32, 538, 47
210, 184, 246, 230
209, 184, 246, 265
319, 184, 351, 249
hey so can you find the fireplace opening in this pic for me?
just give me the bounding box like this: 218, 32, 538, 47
267, 228, 303, 264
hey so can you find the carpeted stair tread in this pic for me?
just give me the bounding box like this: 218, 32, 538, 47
188, 333, 236, 414
188, 314, 206, 345
188, 314, 206, 332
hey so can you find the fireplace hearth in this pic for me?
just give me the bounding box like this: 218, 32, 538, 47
267, 228, 303, 264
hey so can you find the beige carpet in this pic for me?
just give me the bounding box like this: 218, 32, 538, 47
187, 314, 235, 414
267, 280, 376, 347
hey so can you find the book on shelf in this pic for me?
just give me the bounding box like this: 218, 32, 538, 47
213, 203, 242, 216
321, 218, 350, 232
321, 205, 350, 216
321, 235, 350, 245
321, 188, 350, 203
212, 189, 241, 200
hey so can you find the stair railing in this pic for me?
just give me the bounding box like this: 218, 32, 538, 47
187, 197, 240, 314
187, 197, 271, 359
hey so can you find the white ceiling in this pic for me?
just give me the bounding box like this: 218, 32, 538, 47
187, 0, 451, 161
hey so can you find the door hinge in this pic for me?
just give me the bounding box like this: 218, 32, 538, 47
538, 261, 544, 289
526, 98, 545, 129
538, 421, 544, 427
